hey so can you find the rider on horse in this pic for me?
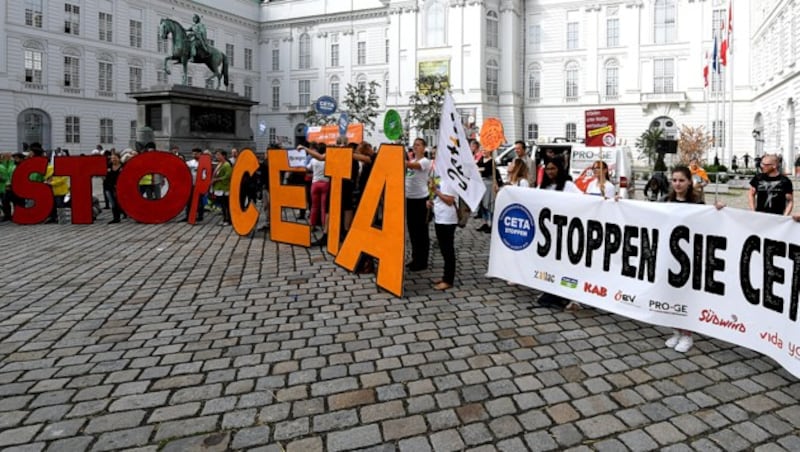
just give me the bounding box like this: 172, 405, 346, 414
186, 14, 208, 63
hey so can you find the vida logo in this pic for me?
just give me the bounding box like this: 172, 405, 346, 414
760, 331, 783, 350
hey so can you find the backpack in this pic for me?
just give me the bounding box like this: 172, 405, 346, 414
456, 198, 470, 228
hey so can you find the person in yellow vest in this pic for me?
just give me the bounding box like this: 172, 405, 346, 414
45, 162, 69, 224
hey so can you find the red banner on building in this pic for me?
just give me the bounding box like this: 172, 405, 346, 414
585, 109, 616, 147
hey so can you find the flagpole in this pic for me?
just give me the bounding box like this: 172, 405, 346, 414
704, 49, 709, 163
727, 2, 734, 171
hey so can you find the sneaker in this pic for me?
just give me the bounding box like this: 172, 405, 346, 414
665, 331, 681, 348
674, 335, 694, 353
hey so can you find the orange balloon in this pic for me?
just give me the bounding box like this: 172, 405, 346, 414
480, 118, 506, 151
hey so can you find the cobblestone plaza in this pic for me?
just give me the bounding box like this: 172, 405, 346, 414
1, 203, 799, 451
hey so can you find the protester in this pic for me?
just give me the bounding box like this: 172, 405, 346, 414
748, 153, 793, 216
427, 169, 458, 290
183, 148, 205, 222
45, 158, 69, 224
584, 160, 615, 198
475, 147, 504, 233
212, 149, 232, 225
508, 158, 531, 187
512, 140, 535, 185
0, 153, 15, 221
689, 158, 710, 201
405, 138, 432, 271
104, 152, 124, 224
305, 143, 330, 245
536, 157, 580, 309
661, 165, 724, 352
257, 147, 271, 232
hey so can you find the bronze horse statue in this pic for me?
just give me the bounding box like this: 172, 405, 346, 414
159, 18, 229, 89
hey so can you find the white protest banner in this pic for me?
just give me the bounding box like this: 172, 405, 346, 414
287, 148, 308, 168
435, 93, 485, 211
488, 187, 800, 377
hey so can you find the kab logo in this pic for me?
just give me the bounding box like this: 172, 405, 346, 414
649, 300, 688, 317
561, 277, 578, 289
583, 282, 607, 297
534, 270, 555, 283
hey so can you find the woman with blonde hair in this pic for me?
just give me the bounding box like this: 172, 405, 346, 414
508, 158, 531, 187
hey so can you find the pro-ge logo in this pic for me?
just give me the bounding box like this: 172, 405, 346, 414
497, 204, 535, 251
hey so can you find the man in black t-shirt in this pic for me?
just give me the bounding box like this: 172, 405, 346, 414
749, 153, 794, 216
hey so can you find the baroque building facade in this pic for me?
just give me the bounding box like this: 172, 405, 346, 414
1, 0, 798, 167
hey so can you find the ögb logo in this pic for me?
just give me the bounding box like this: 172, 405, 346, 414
649, 300, 689, 317
497, 204, 535, 251
698, 309, 746, 333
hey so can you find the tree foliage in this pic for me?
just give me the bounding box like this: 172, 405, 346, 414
635, 127, 665, 170
406, 74, 450, 134
677, 125, 712, 164
304, 81, 382, 132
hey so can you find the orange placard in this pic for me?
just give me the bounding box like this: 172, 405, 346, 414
230, 148, 259, 236
306, 124, 364, 145
268, 148, 310, 246
480, 118, 506, 151
322, 146, 354, 256
335, 144, 405, 297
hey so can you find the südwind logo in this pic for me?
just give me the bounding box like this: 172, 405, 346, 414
698, 309, 746, 333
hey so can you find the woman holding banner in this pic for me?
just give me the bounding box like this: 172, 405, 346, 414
662, 165, 724, 352
475, 148, 504, 233
584, 160, 615, 199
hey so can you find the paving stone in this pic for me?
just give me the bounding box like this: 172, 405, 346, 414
576, 414, 627, 439
153, 415, 219, 441
160, 433, 230, 452
398, 436, 432, 452
108, 391, 170, 411
92, 426, 154, 451
328, 388, 375, 410
45, 436, 94, 452
0, 424, 42, 447
231, 426, 272, 450
430, 429, 465, 452
619, 429, 659, 451
488, 415, 523, 438
459, 422, 493, 446
313, 409, 359, 433
383, 415, 427, 440
273, 417, 310, 441
327, 424, 382, 452
644, 421, 687, 445
85, 410, 147, 434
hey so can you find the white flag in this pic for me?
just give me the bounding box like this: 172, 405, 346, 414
435, 93, 485, 211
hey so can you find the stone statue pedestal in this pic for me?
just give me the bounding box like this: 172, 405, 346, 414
128, 85, 257, 155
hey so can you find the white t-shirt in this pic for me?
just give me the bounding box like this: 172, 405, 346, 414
432, 176, 458, 225
307, 158, 328, 183
406, 157, 432, 199
584, 179, 616, 198
543, 180, 582, 194
512, 179, 530, 188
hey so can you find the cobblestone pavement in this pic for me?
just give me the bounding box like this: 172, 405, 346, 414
1, 190, 799, 451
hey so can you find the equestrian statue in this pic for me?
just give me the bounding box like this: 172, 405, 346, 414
159, 15, 229, 89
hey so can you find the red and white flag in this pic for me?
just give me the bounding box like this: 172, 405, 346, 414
703, 51, 710, 87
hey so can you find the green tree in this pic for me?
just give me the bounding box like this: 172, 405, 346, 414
636, 127, 665, 171
406, 74, 450, 137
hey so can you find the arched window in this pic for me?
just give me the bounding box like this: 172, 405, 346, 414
486, 11, 499, 48
356, 74, 367, 93
528, 64, 541, 101
298, 33, 311, 69
604, 59, 618, 97
564, 61, 579, 99
486, 59, 498, 97
654, 0, 676, 44
425, 1, 446, 47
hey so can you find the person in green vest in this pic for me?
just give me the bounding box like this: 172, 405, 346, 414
0, 153, 17, 221
212, 149, 232, 225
